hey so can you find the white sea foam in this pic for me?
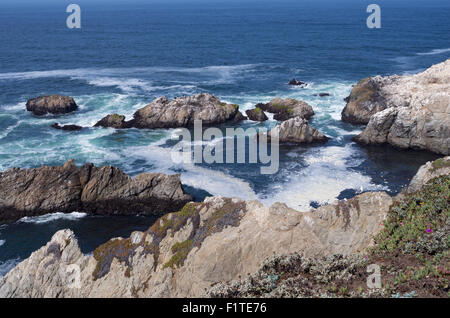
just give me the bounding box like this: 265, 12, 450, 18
416, 48, 450, 56
0, 64, 258, 82
128, 145, 257, 200
0, 258, 21, 277
262, 145, 388, 211
0, 240, 5, 247
18, 212, 87, 224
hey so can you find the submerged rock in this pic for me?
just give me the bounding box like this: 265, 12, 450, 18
256, 98, 315, 121
268, 117, 329, 144
344, 59, 450, 155
0, 160, 192, 223
26, 95, 78, 116
51, 123, 83, 131
246, 107, 268, 122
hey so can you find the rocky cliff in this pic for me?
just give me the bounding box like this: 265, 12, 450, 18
343, 59, 449, 155
0, 190, 393, 297
1, 156, 448, 298
0, 160, 192, 223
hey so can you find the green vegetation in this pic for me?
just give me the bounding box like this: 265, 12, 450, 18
431, 158, 450, 172
163, 240, 193, 269
208, 175, 450, 298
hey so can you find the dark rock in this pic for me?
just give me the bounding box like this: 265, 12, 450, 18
94, 114, 128, 129
246, 107, 268, 122
51, 123, 83, 131
0, 160, 192, 223
288, 79, 307, 87
26, 95, 78, 116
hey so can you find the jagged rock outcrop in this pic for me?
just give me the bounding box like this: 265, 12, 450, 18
343, 60, 449, 155
405, 156, 450, 194
98, 94, 245, 129
0, 190, 392, 298
342, 59, 450, 125
246, 107, 268, 122
267, 117, 329, 144
256, 98, 314, 121
26, 95, 78, 116
354, 105, 449, 155
51, 123, 83, 131
0, 160, 192, 223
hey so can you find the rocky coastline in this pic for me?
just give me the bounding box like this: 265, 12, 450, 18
0, 156, 448, 298
2, 59, 448, 298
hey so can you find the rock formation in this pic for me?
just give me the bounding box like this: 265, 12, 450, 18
288, 79, 307, 87
245, 107, 268, 122
268, 117, 328, 144
342, 59, 449, 155
97, 94, 245, 129
26, 95, 78, 116
256, 98, 314, 121
1, 156, 448, 298
51, 123, 83, 131
94, 114, 128, 129
0, 160, 192, 223
0, 192, 392, 297
405, 156, 450, 194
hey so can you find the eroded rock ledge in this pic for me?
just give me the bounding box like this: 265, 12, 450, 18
0, 160, 192, 223
343, 59, 449, 155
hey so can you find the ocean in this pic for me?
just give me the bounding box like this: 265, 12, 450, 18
0, 0, 449, 276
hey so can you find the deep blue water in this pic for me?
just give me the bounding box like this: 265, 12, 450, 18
0, 0, 449, 275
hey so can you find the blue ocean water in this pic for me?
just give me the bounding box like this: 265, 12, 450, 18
0, 0, 449, 274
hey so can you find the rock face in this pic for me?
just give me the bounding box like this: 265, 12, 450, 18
354, 105, 450, 155
0, 160, 192, 223
245, 107, 268, 122
268, 117, 328, 144
51, 123, 83, 131
0, 192, 392, 298
100, 94, 245, 129
94, 114, 128, 129
256, 98, 315, 121
405, 156, 450, 194
343, 59, 450, 155
26, 95, 78, 116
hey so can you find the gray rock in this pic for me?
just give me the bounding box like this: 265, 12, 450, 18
405, 156, 450, 194
129, 93, 244, 128
26, 95, 78, 116
350, 59, 450, 155
268, 117, 329, 144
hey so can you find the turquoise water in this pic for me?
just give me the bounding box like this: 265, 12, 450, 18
0, 0, 448, 274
